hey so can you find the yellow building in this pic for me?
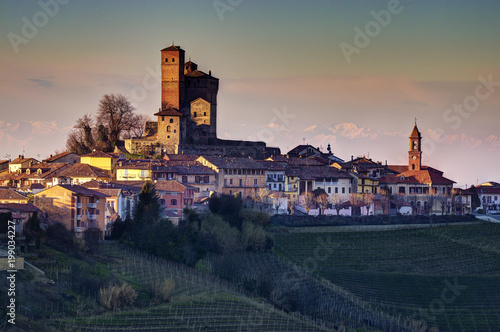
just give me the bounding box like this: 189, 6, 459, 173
80, 150, 124, 172
284, 168, 300, 201
115, 161, 153, 181
34, 185, 108, 239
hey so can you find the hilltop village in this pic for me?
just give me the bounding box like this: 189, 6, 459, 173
0, 45, 497, 242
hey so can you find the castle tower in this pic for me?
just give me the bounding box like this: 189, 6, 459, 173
161, 45, 185, 110
154, 108, 183, 154
409, 122, 422, 171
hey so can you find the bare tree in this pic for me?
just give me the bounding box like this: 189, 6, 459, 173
288, 196, 297, 215
96, 93, 136, 142
252, 187, 271, 211
300, 192, 315, 215
362, 193, 374, 215
314, 193, 330, 216
270, 191, 286, 214
378, 188, 390, 215
349, 193, 363, 216
331, 193, 344, 216
127, 114, 152, 138
437, 193, 449, 215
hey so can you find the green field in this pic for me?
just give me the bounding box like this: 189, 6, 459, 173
274, 222, 500, 332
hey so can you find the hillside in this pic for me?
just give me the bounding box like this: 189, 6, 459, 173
274, 222, 500, 332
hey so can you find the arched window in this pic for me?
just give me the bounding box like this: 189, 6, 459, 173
412, 164, 415, 170
204, 112, 206, 116
167, 125, 171, 132
171, 199, 177, 206
169, 118, 174, 123
172, 58, 175, 62
165, 58, 168, 62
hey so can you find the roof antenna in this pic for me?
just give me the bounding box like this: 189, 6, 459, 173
415, 117, 417, 125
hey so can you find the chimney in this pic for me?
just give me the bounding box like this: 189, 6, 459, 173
351, 155, 353, 161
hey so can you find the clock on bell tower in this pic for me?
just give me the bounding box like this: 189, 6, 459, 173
409, 122, 422, 171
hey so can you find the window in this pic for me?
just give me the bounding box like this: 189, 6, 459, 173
412, 164, 415, 170
204, 176, 209, 183
230, 179, 233, 185
171, 199, 177, 206
174, 129, 176, 133
182, 176, 187, 183
342, 187, 345, 194
172, 58, 175, 62
349, 188, 351, 193
399, 187, 406, 194
224, 179, 227, 186
239, 179, 243, 186
204, 112, 206, 116
328, 187, 331, 194
167, 125, 171, 132
194, 112, 197, 117
335, 187, 338, 194
170, 118, 174, 123
238, 169, 242, 175
165, 58, 168, 62
162, 116, 164, 121
96, 209, 100, 215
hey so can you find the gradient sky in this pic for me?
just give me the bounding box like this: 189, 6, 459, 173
1, 0, 499, 187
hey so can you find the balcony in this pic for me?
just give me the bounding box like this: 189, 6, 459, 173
87, 203, 97, 208
87, 214, 97, 220
77, 203, 82, 208
77, 215, 83, 220
76, 227, 82, 232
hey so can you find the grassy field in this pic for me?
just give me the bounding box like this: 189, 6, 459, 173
273, 222, 500, 332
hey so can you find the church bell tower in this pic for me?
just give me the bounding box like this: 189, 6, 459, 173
409, 121, 422, 171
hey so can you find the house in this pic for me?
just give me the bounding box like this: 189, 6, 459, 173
297, 166, 354, 201
115, 159, 164, 182
0, 159, 9, 172
83, 180, 138, 221
0, 162, 69, 189
80, 150, 125, 173
287, 144, 343, 163
54, 163, 112, 185
0, 188, 28, 204
196, 155, 267, 199
171, 164, 217, 198
260, 160, 287, 192
34, 185, 108, 239
88, 188, 124, 237
43, 151, 80, 164
8, 156, 39, 173
476, 185, 500, 214
155, 180, 191, 224
0, 203, 41, 237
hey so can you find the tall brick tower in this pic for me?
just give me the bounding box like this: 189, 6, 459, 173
409, 122, 422, 171
161, 45, 185, 110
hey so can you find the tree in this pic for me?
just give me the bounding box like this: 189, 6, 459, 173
331, 194, 344, 216
378, 188, 390, 215
287, 196, 298, 215
361, 193, 374, 215
128, 114, 152, 138
270, 191, 286, 214
437, 193, 448, 215
314, 193, 329, 215
300, 192, 315, 215
349, 193, 363, 216
134, 181, 161, 224
96, 93, 135, 142
252, 187, 271, 211
469, 185, 481, 211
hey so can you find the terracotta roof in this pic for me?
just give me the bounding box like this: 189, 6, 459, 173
81, 150, 116, 158
380, 167, 455, 185
0, 203, 41, 213
199, 156, 265, 170
57, 163, 110, 178
163, 154, 199, 162
259, 160, 288, 171
155, 180, 186, 193
161, 45, 183, 52
298, 166, 352, 180
172, 164, 216, 175
0, 189, 27, 200
184, 70, 214, 78
410, 124, 421, 138
10, 157, 38, 165
0, 160, 9, 165
154, 108, 183, 117
43, 151, 77, 162
91, 188, 122, 197
477, 187, 500, 195
42, 185, 109, 197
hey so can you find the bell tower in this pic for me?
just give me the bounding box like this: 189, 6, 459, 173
409, 121, 422, 171
161, 45, 185, 110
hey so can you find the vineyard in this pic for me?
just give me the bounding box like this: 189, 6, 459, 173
41, 243, 334, 332
273, 222, 500, 332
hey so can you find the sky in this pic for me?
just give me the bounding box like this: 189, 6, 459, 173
1, 0, 499, 188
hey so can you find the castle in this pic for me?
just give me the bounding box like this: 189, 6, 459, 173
124, 45, 279, 159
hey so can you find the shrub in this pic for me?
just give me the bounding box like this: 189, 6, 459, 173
99, 283, 137, 310
151, 278, 175, 303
